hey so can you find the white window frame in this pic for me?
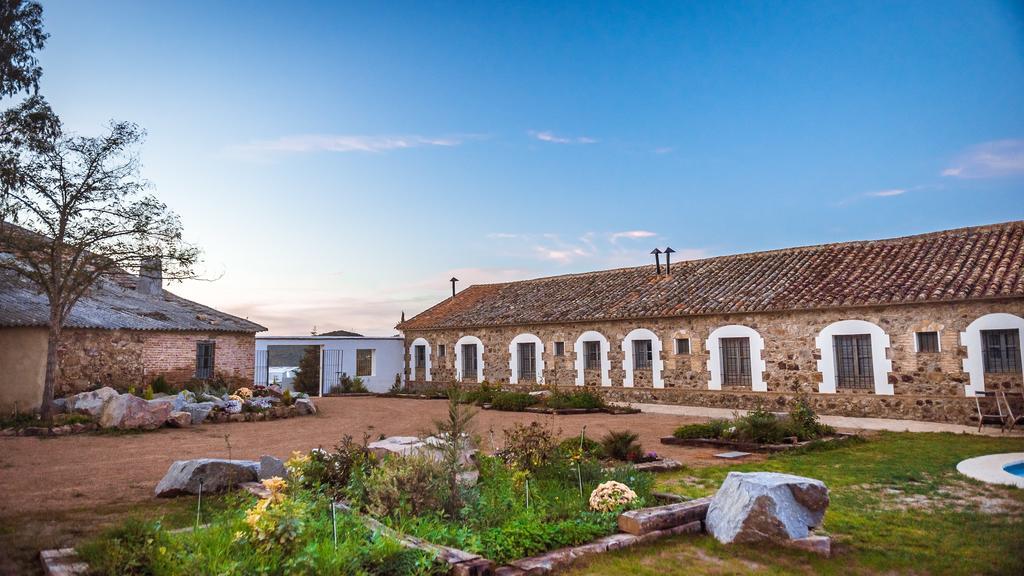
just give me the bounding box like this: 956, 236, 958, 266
706, 325, 767, 392
355, 348, 375, 377
574, 330, 611, 386
454, 335, 485, 382
815, 319, 893, 395
913, 331, 941, 353
960, 313, 1024, 396
408, 337, 432, 382
622, 328, 664, 388
508, 333, 545, 384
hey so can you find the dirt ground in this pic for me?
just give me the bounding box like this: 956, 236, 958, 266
0, 397, 756, 574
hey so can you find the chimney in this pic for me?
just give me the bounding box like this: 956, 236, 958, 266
137, 257, 163, 296
650, 248, 662, 274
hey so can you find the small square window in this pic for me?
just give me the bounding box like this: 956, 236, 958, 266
675, 338, 690, 355
438, 344, 446, 358
554, 341, 565, 356
916, 332, 939, 353
356, 349, 374, 377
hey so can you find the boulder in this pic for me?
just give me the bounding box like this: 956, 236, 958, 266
66, 387, 119, 418
179, 402, 215, 424
293, 398, 316, 415
155, 458, 259, 497
199, 393, 226, 407
705, 472, 829, 544
99, 394, 172, 430
258, 455, 287, 480
51, 398, 68, 414
166, 411, 193, 428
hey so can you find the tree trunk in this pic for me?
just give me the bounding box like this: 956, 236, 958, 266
39, 310, 62, 422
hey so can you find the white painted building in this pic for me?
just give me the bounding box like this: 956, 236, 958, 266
255, 336, 405, 394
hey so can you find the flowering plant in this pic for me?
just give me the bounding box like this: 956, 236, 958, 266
588, 480, 638, 512
234, 387, 253, 399
285, 450, 311, 481
234, 477, 304, 552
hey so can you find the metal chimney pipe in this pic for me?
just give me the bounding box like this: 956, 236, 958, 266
664, 247, 676, 274
450, 277, 459, 298
650, 248, 662, 274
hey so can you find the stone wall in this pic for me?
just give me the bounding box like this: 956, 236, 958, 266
401, 299, 1024, 423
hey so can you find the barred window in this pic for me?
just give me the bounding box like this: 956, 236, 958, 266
584, 341, 601, 370
414, 345, 426, 367
675, 338, 690, 355
633, 339, 653, 369
356, 349, 374, 377
916, 331, 939, 353
195, 341, 215, 380
834, 334, 874, 389
517, 342, 537, 381
982, 329, 1021, 374
554, 341, 565, 356
720, 337, 751, 386
462, 344, 478, 379
437, 344, 446, 358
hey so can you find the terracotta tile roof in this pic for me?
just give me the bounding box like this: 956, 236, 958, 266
398, 221, 1024, 331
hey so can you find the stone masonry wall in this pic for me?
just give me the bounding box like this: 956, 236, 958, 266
401, 299, 1024, 423
55, 329, 255, 395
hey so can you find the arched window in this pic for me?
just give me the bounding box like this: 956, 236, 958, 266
815, 320, 893, 395
621, 328, 664, 388
508, 333, 545, 384
706, 325, 767, 391
408, 337, 431, 382
960, 313, 1024, 396
454, 335, 485, 383
574, 330, 611, 386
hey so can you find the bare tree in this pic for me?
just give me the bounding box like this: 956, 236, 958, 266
0, 121, 199, 420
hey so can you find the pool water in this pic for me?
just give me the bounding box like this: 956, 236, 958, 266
1004, 462, 1024, 478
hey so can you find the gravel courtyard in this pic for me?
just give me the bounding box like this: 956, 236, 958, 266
0, 396, 744, 573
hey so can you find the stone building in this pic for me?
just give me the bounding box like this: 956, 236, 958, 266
0, 259, 265, 413
397, 222, 1024, 423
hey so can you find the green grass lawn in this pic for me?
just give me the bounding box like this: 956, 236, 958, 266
564, 432, 1024, 576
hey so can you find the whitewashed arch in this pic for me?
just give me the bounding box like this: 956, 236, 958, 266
706, 325, 767, 391
454, 335, 485, 382
508, 333, 545, 384
815, 320, 893, 395
621, 328, 665, 388
408, 337, 432, 382
574, 330, 612, 386
960, 313, 1024, 396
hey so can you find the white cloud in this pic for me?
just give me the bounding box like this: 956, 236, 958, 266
486, 230, 706, 268
229, 133, 471, 158
530, 130, 598, 145
941, 139, 1024, 179
610, 230, 658, 243
865, 188, 907, 197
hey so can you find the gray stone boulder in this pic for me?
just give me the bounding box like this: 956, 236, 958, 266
179, 401, 215, 424
199, 393, 226, 407
705, 471, 829, 544
99, 394, 172, 430
51, 397, 68, 414
293, 397, 316, 415
155, 458, 260, 497
258, 455, 287, 480
166, 411, 193, 428
67, 387, 119, 418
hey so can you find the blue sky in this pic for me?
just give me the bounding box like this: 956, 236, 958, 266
35, 0, 1024, 335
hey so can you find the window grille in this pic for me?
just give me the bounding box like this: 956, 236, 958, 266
633, 339, 653, 369
554, 341, 565, 356
517, 342, 537, 381
195, 341, 215, 380
584, 341, 601, 370
834, 334, 874, 389
414, 345, 426, 367
982, 329, 1021, 374
437, 344, 446, 358
675, 338, 690, 355
720, 337, 751, 386
462, 344, 478, 379
356, 349, 374, 377
916, 332, 939, 353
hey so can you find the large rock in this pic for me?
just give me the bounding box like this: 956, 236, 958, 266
293, 398, 316, 415
99, 394, 172, 430
66, 387, 119, 418
705, 472, 829, 544
258, 455, 287, 480
166, 411, 193, 428
155, 458, 259, 497
179, 401, 215, 424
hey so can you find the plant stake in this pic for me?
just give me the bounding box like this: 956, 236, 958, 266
195, 479, 203, 529
526, 478, 530, 510
331, 503, 338, 549
577, 426, 586, 499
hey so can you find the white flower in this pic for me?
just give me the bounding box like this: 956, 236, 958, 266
588, 480, 638, 512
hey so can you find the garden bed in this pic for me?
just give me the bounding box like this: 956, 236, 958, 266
665, 399, 844, 452
660, 434, 852, 453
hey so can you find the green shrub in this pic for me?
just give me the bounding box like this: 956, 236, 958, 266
281, 389, 294, 406
489, 391, 538, 411
558, 435, 604, 459
463, 382, 497, 405
497, 421, 559, 472
785, 397, 835, 440
296, 435, 376, 499
673, 419, 731, 439
77, 518, 171, 575
149, 374, 172, 395
364, 455, 447, 519
600, 430, 644, 461
732, 407, 787, 443
545, 389, 605, 410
